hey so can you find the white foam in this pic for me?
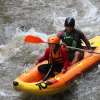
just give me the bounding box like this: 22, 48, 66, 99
80, 0, 97, 21
0, 91, 7, 96
0, 90, 20, 97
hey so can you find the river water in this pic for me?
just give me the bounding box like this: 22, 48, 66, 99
0, 0, 100, 100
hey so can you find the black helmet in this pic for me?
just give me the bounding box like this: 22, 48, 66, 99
64, 17, 75, 27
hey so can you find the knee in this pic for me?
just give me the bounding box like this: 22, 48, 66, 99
38, 65, 43, 73
74, 51, 84, 60
74, 51, 81, 57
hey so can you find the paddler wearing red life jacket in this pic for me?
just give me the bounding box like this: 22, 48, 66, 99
57, 17, 91, 64
37, 35, 70, 81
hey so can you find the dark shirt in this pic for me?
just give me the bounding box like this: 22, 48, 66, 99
57, 29, 86, 48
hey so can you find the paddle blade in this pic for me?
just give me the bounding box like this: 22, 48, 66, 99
24, 35, 46, 43
89, 36, 100, 47
82, 36, 100, 47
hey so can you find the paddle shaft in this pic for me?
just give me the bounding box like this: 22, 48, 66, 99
43, 42, 100, 54
64, 45, 100, 54
43, 64, 53, 81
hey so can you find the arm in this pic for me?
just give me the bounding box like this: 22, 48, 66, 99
61, 47, 71, 72
56, 31, 64, 38
81, 33, 91, 49
37, 48, 50, 63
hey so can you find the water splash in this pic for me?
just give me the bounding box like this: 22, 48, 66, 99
0, 89, 20, 97
80, 0, 98, 23
81, 0, 97, 19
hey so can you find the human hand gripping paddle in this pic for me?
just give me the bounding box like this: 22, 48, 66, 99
24, 35, 100, 54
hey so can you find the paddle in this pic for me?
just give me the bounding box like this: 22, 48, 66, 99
62, 45, 100, 54
24, 35, 100, 54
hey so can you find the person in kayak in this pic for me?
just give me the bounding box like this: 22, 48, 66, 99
37, 35, 70, 81
57, 17, 91, 64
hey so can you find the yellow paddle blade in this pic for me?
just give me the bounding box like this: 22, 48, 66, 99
82, 36, 100, 47
89, 36, 100, 47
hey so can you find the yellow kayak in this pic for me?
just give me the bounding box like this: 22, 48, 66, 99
13, 36, 100, 95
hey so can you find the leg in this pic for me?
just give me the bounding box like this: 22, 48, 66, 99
38, 64, 50, 75
38, 64, 54, 81
43, 62, 62, 81
53, 62, 62, 73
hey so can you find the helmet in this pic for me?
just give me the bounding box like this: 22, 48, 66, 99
64, 17, 75, 27
48, 35, 60, 44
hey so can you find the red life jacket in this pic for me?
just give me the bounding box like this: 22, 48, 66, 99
49, 46, 65, 65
